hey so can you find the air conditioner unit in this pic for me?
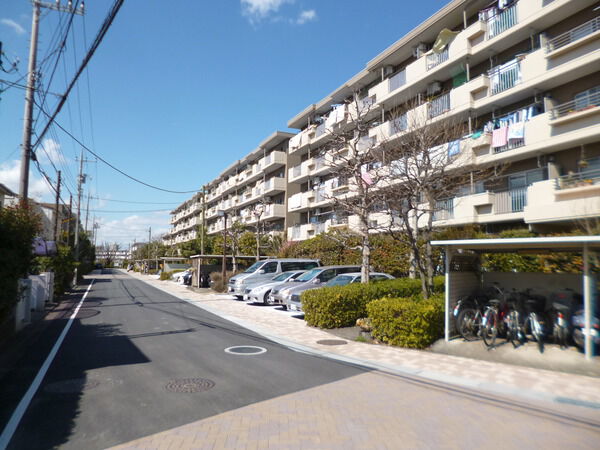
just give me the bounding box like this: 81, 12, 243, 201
313, 177, 321, 185
264, 196, 272, 203
383, 65, 394, 77
427, 81, 442, 95
413, 43, 428, 58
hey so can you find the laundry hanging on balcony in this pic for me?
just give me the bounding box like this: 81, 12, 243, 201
447, 139, 461, 157
492, 126, 509, 148
432, 28, 459, 54
507, 121, 524, 141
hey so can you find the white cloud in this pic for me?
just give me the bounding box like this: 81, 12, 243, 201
0, 159, 53, 201
241, 0, 293, 24
1, 18, 26, 36
95, 212, 170, 246
37, 138, 68, 167
296, 9, 316, 25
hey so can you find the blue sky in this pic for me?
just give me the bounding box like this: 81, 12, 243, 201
1, 0, 446, 246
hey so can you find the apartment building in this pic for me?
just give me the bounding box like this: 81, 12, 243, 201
285, 0, 600, 240
165, 132, 293, 245
166, 0, 599, 247
164, 192, 203, 245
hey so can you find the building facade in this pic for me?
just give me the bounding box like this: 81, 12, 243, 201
167, 0, 600, 246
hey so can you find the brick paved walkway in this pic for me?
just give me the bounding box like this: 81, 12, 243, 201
107, 271, 600, 449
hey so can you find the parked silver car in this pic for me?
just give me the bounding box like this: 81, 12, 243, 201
243, 270, 306, 304
269, 265, 361, 311
227, 259, 320, 299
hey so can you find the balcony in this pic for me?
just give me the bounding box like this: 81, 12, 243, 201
263, 176, 286, 194
546, 17, 600, 58
525, 177, 600, 224
428, 92, 450, 119
549, 90, 600, 125
263, 203, 286, 220
432, 198, 454, 222
493, 187, 527, 214
488, 59, 521, 95
426, 48, 449, 71
388, 70, 406, 93
261, 150, 286, 171
481, 2, 518, 40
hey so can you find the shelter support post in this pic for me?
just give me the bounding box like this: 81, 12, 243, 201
445, 246, 452, 342
583, 244, 594, 360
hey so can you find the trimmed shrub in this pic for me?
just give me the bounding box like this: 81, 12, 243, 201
160, 271, 173, 281
302, 276, 444, 329
209, 270, 236, 293
367, 293, 445, 349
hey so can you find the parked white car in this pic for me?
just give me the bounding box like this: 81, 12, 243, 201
243, 270, 306, 304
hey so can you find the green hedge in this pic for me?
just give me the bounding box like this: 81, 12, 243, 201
302, 276, 444, 329
366, 293, 444, 349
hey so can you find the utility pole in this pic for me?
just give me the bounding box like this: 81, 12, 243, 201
68, 194, 73, 247
73, 149, 85, 285
53, 170, 61, 242
19, 1, 83, 203
84, 191, 91, 232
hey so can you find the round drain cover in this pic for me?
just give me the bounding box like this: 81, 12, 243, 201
316, 339, 348, 346
224, 346, 267, 355
44, 378, 100, 394
165, 378, 215, 393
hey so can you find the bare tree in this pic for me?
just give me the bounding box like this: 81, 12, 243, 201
380, 98, 494, 297
316, 94, 388, 283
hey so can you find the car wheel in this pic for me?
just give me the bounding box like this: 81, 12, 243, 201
263, 290, 271, 305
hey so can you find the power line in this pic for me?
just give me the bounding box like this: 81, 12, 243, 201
92, 197, 180, 205
34, 101, 202, 194
87, 208, 173, 213
32, 0, 125, 152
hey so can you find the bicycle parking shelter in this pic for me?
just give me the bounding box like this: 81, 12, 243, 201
431, 236, 600, 360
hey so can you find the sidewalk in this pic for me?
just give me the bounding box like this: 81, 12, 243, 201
121, 270, 600, 408
105, 271, 600, 449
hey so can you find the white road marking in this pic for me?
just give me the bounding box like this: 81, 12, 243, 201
0, 280, 95, 449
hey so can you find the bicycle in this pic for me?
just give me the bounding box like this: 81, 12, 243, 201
481, 299, 509, 348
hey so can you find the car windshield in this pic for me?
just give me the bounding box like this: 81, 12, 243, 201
326, 275, 354, 286
243, 261, 265, 274
272, 272, 293, 282
296, 268, 321, 282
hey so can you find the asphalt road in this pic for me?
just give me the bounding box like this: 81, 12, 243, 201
0, 270, 365, 449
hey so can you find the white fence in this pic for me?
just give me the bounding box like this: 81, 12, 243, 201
14, 272, 54, 331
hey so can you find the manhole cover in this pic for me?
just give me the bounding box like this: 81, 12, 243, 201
165, 378, 215, 393
75, 309, 100, 319
44, 378, 100, 394
224, 346, 267, 355
316, 339, 347, 346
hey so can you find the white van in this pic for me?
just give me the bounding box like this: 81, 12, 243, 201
227, 259, 320, 299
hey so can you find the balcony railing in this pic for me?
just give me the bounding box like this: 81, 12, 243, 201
493, 187, 527, 214
388, 70, 406, 93
426, 48, 449, 71
546, 17, 600, 53
315, 122, 326, 138
314, 222, 326, 234
555, 168, 600, 190
292, 164, 302, 178
291, 225, 301, 240
493, 137, 525, 154
549, 90, 600, 120
428, 92, 450, 119
484, 3, 517, 39
389, 114, 407, 135
360, 95, 375, 109
432, 198, 454, 221
331, 215, 349, 225
488, 59, 521, 95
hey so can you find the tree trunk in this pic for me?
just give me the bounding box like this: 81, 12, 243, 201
361, 232, 371, 283
255, 225, 260, 262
